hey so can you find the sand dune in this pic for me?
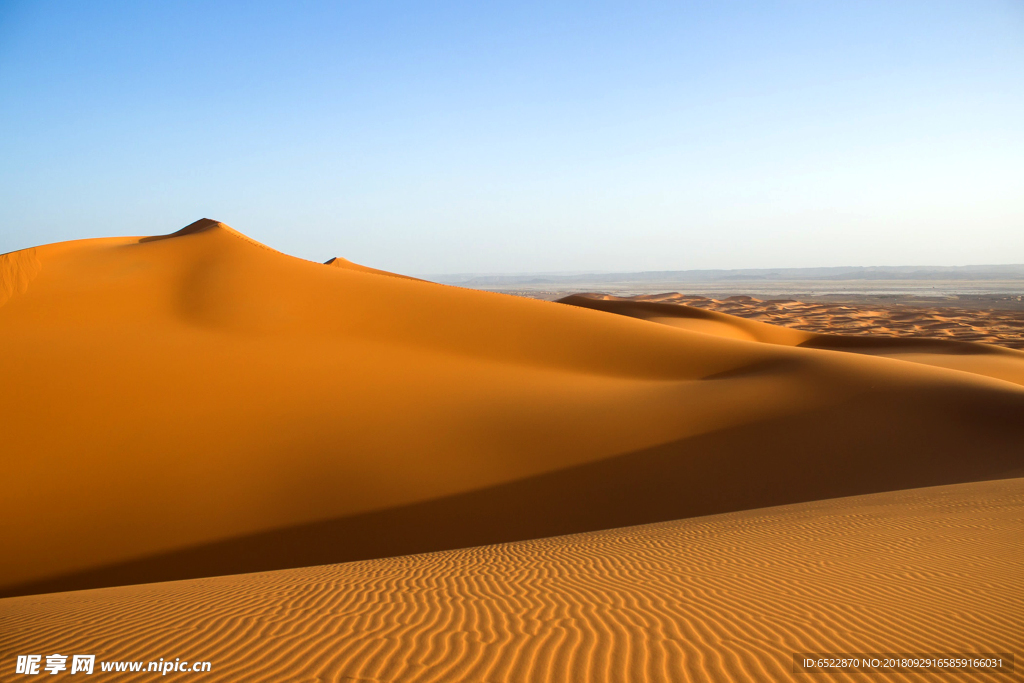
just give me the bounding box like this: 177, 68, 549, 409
2, 478, 1019, 682
559, 294, 1024, 388
576, 292, 1024, 349
2, 220, 1023, 598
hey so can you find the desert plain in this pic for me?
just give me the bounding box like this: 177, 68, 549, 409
1, 220, 1022, 681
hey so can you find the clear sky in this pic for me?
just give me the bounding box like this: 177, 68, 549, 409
1, 1, 1022, 274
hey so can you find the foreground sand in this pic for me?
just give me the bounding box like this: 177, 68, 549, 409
2, 220, 1024, 597
2, 478, 1020, 682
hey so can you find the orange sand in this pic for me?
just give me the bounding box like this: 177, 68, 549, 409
2, 479, 1020, 682
1, 220, 1023, 601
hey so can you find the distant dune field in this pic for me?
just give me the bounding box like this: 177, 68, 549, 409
564, 292, 1024, 349
2, 479, 1020, 682
1, 220, 1024, 601
559, 294, 1024, 385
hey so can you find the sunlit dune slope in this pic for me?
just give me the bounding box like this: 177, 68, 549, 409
559, 294, 1024, 387
2, 220, 1023, 597
2, 478, 1020, 682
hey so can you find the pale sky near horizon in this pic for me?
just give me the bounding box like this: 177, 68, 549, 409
1, 1, 1022, 275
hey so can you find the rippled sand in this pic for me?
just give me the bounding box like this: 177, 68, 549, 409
2, 479, 1020, 682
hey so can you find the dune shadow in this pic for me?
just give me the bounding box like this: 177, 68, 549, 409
798, 334, 996, 356
4, 386, 1022, 599
558, 294, 724, 322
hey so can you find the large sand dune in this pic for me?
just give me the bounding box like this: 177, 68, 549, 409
2, 220, 1023, 598
2, 478, 1020, 682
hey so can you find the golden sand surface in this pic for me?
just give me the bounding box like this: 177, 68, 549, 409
1, 220, 1023, 600
2, 479, 1020, 682
589, 292, 1024, 349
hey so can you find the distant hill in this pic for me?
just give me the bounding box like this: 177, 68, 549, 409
433, 264, 1024, 286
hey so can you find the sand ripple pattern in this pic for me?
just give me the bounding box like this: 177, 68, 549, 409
2, 479, 1021, 682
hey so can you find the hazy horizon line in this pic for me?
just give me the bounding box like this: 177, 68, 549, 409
421, 263, 1024, 282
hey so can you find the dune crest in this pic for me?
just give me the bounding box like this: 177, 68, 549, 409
1, 221, 1023, 597
138, 217, 286, 259
325, 255, 425, 282
138, 217, 227, 241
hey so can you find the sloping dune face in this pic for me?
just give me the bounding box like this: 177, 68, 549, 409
2, 479, 1020, 682
2, 220, 1024, 596
0, 247, 42, 307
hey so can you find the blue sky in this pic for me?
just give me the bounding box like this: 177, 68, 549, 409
1, 1, 1022, 274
